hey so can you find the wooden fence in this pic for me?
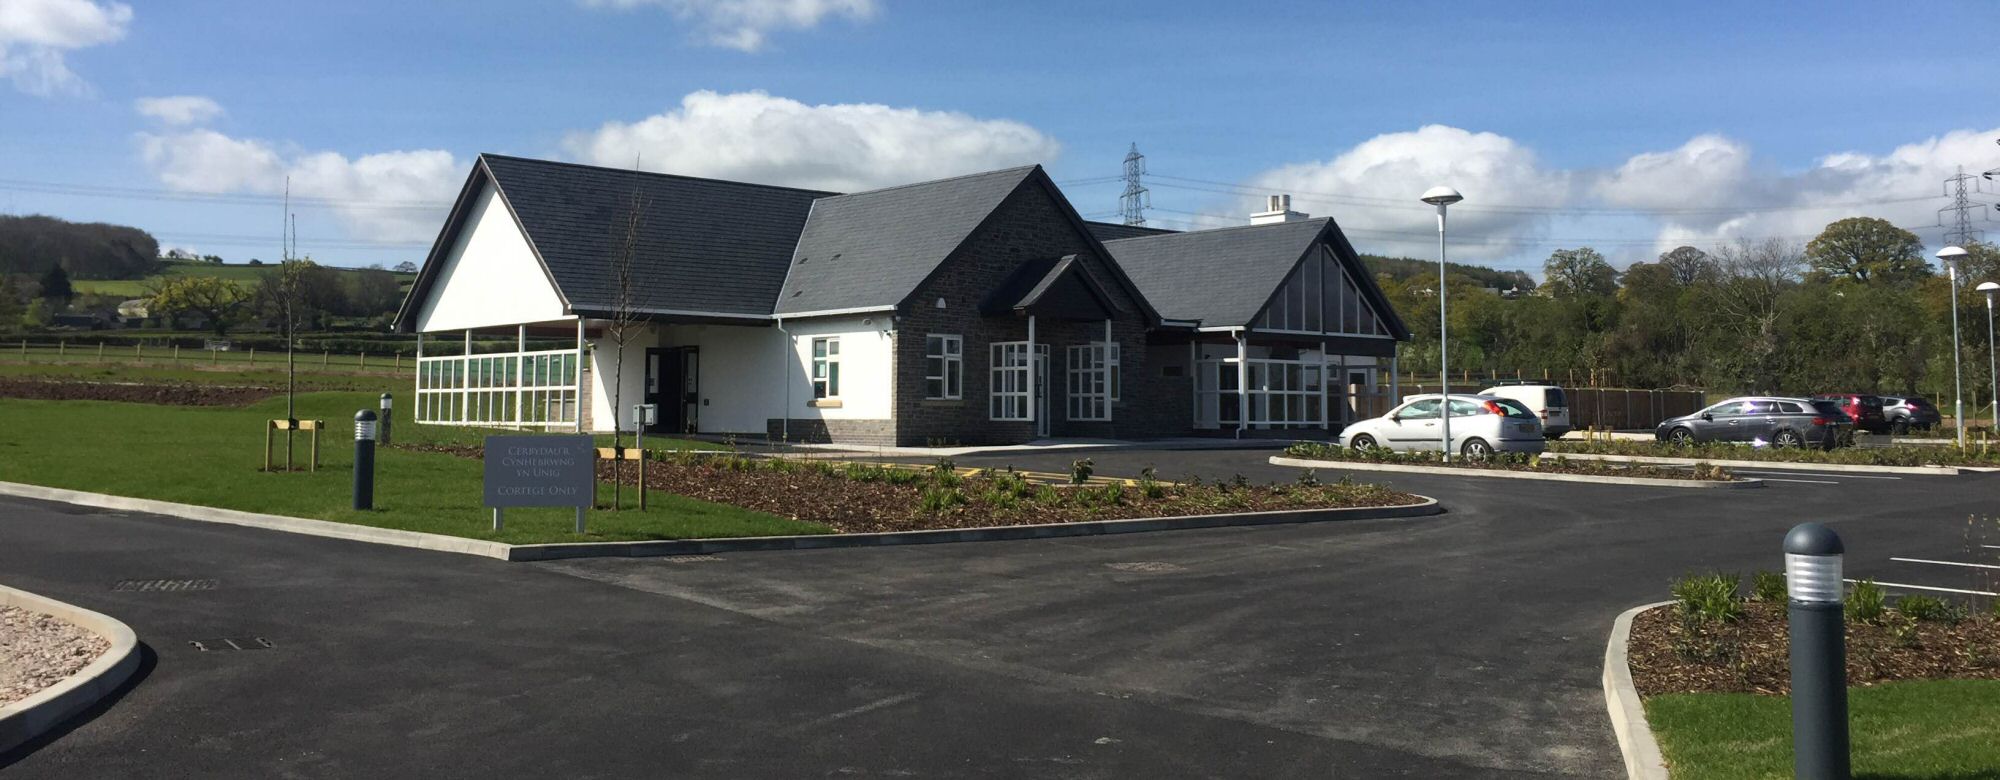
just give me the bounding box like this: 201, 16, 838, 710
1394, 382, 1705, 431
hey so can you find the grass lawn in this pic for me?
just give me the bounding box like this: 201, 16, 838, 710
1645, 680, 2000, 779
0, 361, 411, 392
0, 393, 822, 544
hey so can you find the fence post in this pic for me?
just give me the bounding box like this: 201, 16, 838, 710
249, 347, 255, 364
135, 342, 142, 362
173, 344, 180, 364
360, 352, 367, 371
18, 339, 24, 360
323, 350, 330, 367
97, 342, 104, 363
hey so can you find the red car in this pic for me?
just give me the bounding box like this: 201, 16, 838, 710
1811, 393, 1889, 434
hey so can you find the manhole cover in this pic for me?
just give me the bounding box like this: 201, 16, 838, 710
1104, 562, 1187, 574
188, 638, 275, 652
114, 579, 218, 592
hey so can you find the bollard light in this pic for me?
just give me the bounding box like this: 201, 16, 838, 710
1784, 522, 1850, 780
353, 410, 378, 511
378, 392, 394, 446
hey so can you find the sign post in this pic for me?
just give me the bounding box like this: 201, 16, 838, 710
483, 435, 595, 533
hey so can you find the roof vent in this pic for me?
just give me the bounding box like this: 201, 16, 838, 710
1250, 193, 1309, 225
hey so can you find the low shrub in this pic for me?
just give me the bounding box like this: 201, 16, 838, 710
1846, 579, 1887, 624
1896, 594, 1967, 624
919, 484, 966, 513
1671, 572, 1744, 623
1070, 457, 1094, 484
1750, 570, 1787, 603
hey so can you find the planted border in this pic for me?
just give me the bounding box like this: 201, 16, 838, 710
1282, 442, 1742, 482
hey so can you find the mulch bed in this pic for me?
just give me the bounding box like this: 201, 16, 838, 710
404, 444, 1421, 533
0, 605, 110, 707
0, 379, 274, 406
1627, 601, 2000, 696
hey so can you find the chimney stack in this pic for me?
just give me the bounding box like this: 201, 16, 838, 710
1250, 194, 1308, 225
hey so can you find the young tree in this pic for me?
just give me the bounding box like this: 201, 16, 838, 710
603, 179, 650, 509
1541, 247, 1619, 299
151, 275, 253, 337
266, 258, 324, 424
1804, 217, 1928, 284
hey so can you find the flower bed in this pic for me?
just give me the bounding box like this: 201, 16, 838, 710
1550, 438, 2000, 467
414, 444, 1421, 533
1629, 573, 2000, 696
1282, 442, 1740, 481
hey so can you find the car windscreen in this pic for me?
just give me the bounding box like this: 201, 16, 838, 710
1494, 399, 1537, 419
1543, 388, 1566, 407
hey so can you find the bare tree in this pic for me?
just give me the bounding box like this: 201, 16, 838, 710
602, 171, 649, 510
1710, 238, 1804, 392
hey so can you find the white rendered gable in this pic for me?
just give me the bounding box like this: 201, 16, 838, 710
413, 181, 568, 332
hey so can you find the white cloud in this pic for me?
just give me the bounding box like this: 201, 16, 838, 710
0, 0, 131, 96
134, 95, 223, 126
1244, 125, 1574, 260
1603, 128, 2000, 256
139, 129, 461, 243
561, 90, 1060, 192
579, 0, 874, 52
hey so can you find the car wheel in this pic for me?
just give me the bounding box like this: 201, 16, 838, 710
1891, 419, 1909, 435
1667, 427, 1694, 446
1349, 433, 1377, 450
1773, 429, 1803, 449
1460, 438, 1493, 459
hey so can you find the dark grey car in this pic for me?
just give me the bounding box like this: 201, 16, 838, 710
1654, 396, 1851, 448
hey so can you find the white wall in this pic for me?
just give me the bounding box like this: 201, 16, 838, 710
584, 315, 895, 434
414, 182, 568, 333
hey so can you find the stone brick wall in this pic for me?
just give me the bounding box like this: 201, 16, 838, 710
893, 179, 1186, 446
764, 417, 898, 447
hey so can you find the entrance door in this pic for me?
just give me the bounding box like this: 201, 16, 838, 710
1034, 349, 1050, 437
644, 347, 699, 434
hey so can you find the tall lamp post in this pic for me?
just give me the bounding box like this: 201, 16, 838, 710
1421, 186, 1464, 460
1980, 280, 2000, 432
1938, 246, 1968, 448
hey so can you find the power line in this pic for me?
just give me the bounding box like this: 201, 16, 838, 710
1145, 174, 1945, 217
0, 178, 447, 211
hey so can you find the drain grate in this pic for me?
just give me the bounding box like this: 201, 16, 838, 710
114, 578, 218, 592
660, 555, 721, 564
188, 637, 275, 652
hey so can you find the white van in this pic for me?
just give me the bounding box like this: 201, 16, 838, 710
1479, 382, 1570, 439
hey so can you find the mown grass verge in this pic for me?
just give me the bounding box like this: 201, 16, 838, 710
1645, 680, 2000, 779
0, 394, 814, 544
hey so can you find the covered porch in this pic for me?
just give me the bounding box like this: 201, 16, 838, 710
1186, 329, 1399, 435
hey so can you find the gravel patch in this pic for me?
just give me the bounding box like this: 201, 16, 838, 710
0, 605, 110, 707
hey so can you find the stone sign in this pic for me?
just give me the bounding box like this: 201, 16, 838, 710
483, 435, 595, 508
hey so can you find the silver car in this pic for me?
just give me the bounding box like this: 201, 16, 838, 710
1339, 394, 1547, 458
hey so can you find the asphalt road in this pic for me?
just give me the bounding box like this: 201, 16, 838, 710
2, 449, 1994, 778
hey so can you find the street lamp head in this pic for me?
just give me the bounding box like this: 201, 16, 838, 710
1937, 245, 1968, 261
1979, 281, 2000, 294
1420, 186, 1464, 207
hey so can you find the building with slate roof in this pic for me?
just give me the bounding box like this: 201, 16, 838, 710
395, 155, 1409, 445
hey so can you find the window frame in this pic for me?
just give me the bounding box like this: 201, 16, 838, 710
924, 334, 963, 400
811, 336, 841, 399
1065, 343, 1116, 421
990, 341, 1032, 421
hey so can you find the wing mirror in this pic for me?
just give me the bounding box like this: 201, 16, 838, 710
1701, 412, 1713, 421
1388, 413, 1401, 423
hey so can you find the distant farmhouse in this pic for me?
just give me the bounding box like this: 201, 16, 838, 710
395, 156, 1409, 446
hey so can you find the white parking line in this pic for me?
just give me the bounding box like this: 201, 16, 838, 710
1890, 557, 2000, 570
1846, 578, 1999, 597
1735, 470, 1899, 480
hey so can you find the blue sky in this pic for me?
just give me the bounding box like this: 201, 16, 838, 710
3, 0, 1997, 273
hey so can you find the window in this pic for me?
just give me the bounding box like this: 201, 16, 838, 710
1398, 399, 1442, 419
925, 335, 962, 399
1066, 343, 1118, 421
990, 342, 1033, 420
1447, 399, 1483, 417
811, 337, 840, 398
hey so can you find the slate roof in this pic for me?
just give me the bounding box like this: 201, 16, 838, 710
981, 254, 1119, 320
1084, 221, 1178, 242
1098, 218, 1333, 328
479, 154, 833, 319
774, 166, 1038, 315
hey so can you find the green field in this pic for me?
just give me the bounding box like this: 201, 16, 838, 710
1645, 680, 2000, 779
0, 392, 816, 544
69, 260, 415, 298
